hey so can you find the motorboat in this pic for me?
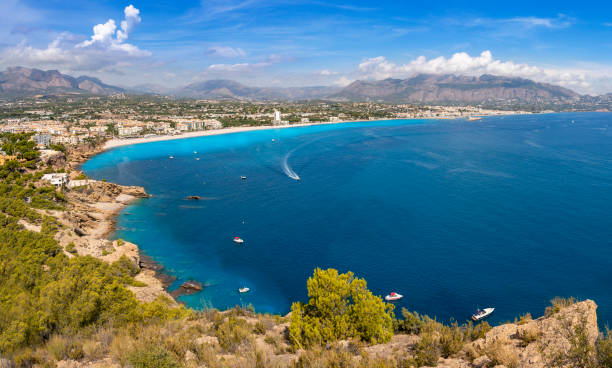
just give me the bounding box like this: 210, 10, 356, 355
233, 237, 244, 244
472, 307, 495, 321
169, 155, 174, 159
385, 292, 403, 301
238, 287, 250, 293
241, 176, 247, 180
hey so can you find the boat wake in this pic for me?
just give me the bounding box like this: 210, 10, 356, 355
282, 151, 301, 180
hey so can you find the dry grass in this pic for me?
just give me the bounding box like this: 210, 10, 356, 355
484, 336, 519, 368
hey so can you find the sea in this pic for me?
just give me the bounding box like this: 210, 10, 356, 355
82, 113, 612, 326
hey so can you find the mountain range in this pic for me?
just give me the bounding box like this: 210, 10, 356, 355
0, 66, 589, 104
331, 74, 580, 103
0, 67, 124, 97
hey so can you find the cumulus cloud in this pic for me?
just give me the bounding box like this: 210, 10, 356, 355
0, 4, 149, 73
207, 46, 246, 58
356, 51, 594, 92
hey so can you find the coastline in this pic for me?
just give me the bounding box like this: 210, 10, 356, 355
102, 112, 538, 151
102, 120, 373, 150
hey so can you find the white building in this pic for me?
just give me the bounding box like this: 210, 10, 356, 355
274, 110, 281, 122
41, 173, 69, 187
204, 119, 223, 130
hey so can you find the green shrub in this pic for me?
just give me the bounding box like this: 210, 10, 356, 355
289, 268, 394, 348
440, 322, 465, 358
65, 242, 77, 254
215, 316, 253, 353
413, 332, 440, 367
466, 321, 491, 341
598, 327, 612, 368
128, 345, 180, 368
397, 309, 425, 334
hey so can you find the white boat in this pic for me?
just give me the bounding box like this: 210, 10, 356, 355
195, 158, 200, 160
169, 155, 174, 159
238, 287, 250, 293
241, 176, 247, 180
385, 292, 403, 301
472, 307, 495, 321
233, 237, 244, 244
467, 116, 482, 121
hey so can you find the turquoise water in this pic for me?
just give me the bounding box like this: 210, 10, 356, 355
83, 114, 612, 325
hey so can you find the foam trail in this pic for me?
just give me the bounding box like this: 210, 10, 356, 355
280, 136, 330, 181
282, 151, 301, 180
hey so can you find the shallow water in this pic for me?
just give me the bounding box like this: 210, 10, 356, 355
83, 113, 612, 325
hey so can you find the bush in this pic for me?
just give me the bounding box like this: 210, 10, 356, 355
545, 297, 576, 316
440, 322, 464, 358
413, 332, 440, 367
289, 268, 394, 348
515, 313, 532, 325
128, 345, 180, 368
397, 309, 425, 334
253, 321, 266, 335
517, 325, 539, 347
598, 327, 612, 368
65, 242, 77, 254
215, 316, 253, 353
484, 336, 519, 368
466, 321, 491, 341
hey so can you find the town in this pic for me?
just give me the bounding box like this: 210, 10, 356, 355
0, 95, 532, 148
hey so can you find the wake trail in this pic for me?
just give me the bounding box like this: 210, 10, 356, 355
280, 136, 328, 181
282, 150, 301, 180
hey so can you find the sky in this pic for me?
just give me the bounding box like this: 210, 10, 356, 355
1, 0, 612, 94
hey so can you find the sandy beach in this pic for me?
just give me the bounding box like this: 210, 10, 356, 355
102, 120, 374, 150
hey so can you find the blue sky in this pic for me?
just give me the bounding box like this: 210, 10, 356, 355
1, 0, 612, 93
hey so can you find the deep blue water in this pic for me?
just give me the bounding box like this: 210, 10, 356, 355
83, 114, 612, 325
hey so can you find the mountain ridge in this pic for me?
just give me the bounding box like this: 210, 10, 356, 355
330, 74, 580, 103
0, 66, 124, 96
0, 66, 592, 104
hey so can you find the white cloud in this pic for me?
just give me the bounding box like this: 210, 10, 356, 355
0, 4, 149, 73
356, 51, 599, 93
333, 76, 352, 86
206, 54, 284, 73
505, 14, 573, 29
78, 4, 145, 56
319, 69, 338, 76
117, 5, 141, 42
207, 46, 246, 58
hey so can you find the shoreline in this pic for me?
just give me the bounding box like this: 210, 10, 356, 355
102, 111, 542, 151
102, 120, 376, 150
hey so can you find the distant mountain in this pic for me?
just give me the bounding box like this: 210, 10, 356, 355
1, 67, 589, 104
174, 80, 338, 100
0, 67, 124, 96
331, 74, 580, 103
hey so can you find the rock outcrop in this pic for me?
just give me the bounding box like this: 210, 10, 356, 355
437, 300, 598, 368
